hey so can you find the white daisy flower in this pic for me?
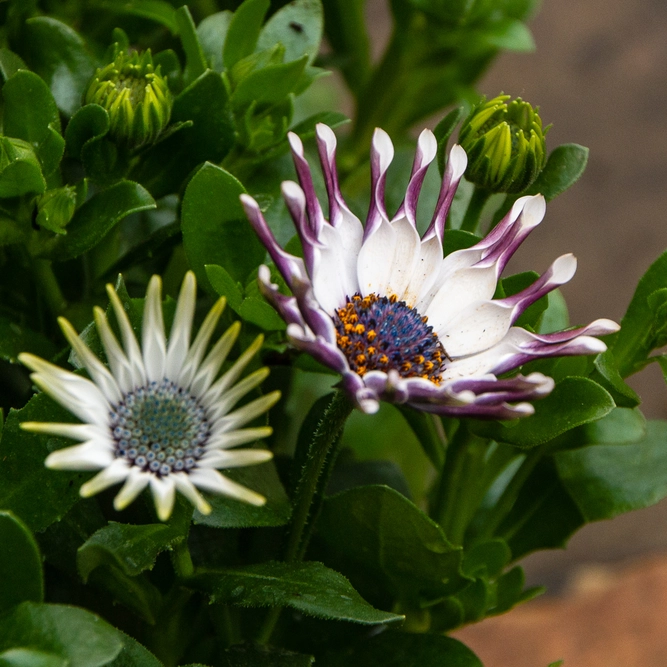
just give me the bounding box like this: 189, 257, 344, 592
241, 124, 619, 417
19, 272, 280, 521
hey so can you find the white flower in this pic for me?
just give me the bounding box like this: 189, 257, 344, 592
241, 124, 619, 417
19, 272, 280, 521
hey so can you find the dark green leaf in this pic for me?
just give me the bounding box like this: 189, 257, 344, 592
556, 420, 667, 521
232, 56, 308, 107
320, 631, 482, 667
0, 603, 123, 667
220, 644, 314, 667
610, 250, 667, 376
223, 0, 270, 69
592, 350, 640, 407
194, 461, 291, 528
2, 71, 61, 164
0, 648, 66, 666
471, 377, 615, 448
490, 565, 543, 615
0, 393, 88, 533
109, 0, 177, 32
191, 561, 403, 624
483, 19, 535, 52
22, 17, 96, 117
197, 11, 233, 72
442, 229, 479, 257
0, 318, 57, 363
182, 162, 265, 288
0, 140, 46, 198
290, 111, 350, 138
461, 539, 510, 579
319, 485, 468, 606
65, 104, 109, 160
580, 407, 645, 445
106, 631, 162, 667
434, 107, 464, 177
131, 71, 235, 198
77, 522, 185, 582
0, 512, 43, 615
175, 6, 208, 85
0, 48, 27, 82
526, 144, 589, 201
257, 0, 323, 65
237, 298, 286, 330
53, 180, 155, 261
205, 264, 244, 310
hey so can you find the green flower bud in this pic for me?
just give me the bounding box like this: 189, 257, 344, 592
36, 186, 77, 235
85, 50, 172, 150
459, 94, 549, 194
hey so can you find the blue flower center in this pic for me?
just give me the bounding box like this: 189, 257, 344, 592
333, 293, 446, 383
109, 378, 210, 477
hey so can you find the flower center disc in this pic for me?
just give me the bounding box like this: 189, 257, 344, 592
109, 379, 211, 477
333, 293, 445, 383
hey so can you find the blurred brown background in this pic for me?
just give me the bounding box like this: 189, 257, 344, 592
366, 0, 667, 663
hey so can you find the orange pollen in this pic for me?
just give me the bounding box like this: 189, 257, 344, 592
366, 330, 377, 342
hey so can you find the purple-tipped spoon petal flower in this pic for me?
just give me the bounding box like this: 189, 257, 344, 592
241, 124, 619, 418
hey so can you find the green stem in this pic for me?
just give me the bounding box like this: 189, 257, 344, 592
32, 259, 67, 316
256, 390, 353, 644
478, 443, 550, 540
460, 187, 492, 234
171, 540, 194, 579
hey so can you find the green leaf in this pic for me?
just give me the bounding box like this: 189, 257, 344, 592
290, 111, 350, 138
131, 70, 235, 198
182, 162, 265, 288
22, 17, 96, 117
197, 11, 233, 72
0, 139, 46, 198
106, 631, 162, 667
580, 407, 645, 445
592, 350, 640, 407
257, 0, 323, 65
194, 461, 291, 528
0, 603, 123, 667
527, 144, 589, 201
490, 565, 543, 615
318, 485, 468, 606
0, 648, 66, 667
205, 264, 243, 310
442, 229, 479, 257
0, 318, 57, 363
610, 250, 667, 376
223, 0, 270, 69
0, 48, 28, 82
53, 180, 155, 261
483, 19, 535, 52
219, 644, 314, 666
175, 6, 208, 85
0, 512, 43, 615
77, 522, 186, 582
65, 104, 110, 160
191, 561, 403, 624
461, 539, 510, 579
500, 271, 547, 329
232, 56, 308, 107
471, 377, 615, 448
0, 393, 87, 534
238, 298, 287, 330
108, 0, 178, 32
556, 420, 667, 521
320, 631, 482, 667
2, 70, 60, 138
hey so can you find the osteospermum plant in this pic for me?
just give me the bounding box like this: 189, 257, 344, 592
2, 1, 667, 666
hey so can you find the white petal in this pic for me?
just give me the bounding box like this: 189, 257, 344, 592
405, 236, 445, 310
20, 421, 107, 442
201, 334, 263, 408
206, 426, 273, 450
58, 317, 122, 404
179, 299, 229, 389
189, 467, 266, 506
188, 321, 241, 397
106, 284, 146, 387
113, 468, 150, 510
142, 275, 167, 382
94, 307, 136, 394
201, 448, 273, 469
80, 458, 131, 497
357, 220, 396, 297
206, 367, 270, 423
20, 353, 110, 426
172, 472, 211, 515
45, 440, 115, 470
386, 217, 421, 301
150, 475, 176, 521
214, 391, 281, 433
165, 271, 196, 379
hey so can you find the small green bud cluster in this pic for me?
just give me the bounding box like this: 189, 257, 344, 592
85, 50, 172, 150
459, 94, 549, 194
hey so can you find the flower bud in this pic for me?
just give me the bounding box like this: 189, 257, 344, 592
85, 50, 172, 150
458, 94, 548, 194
